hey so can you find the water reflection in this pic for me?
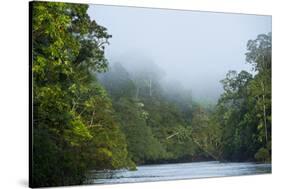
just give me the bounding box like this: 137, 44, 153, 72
84, 161, 271, 184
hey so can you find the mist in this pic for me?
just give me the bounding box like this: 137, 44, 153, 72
88, 5, 271, 102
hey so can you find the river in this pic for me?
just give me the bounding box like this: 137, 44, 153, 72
84, 161, 271, 184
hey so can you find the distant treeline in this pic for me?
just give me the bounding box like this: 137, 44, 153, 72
31, 2, 271, 187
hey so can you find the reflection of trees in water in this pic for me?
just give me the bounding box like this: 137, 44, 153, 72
85, 162, 271, 184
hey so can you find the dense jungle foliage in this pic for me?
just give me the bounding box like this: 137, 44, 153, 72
31, 2, 271, 187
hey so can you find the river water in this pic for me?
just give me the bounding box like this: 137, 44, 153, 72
84, 161, 271, 184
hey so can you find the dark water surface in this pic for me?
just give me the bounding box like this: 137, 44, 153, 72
84, 161, 271, 184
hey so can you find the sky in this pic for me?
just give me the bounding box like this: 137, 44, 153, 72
88, 5, 271, 102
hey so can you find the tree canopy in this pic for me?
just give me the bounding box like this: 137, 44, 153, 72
31, 1, 271, 187
31, 2, 133, 187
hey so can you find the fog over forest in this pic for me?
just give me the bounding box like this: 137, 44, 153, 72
31, 3, 272, 187
88, 5, 271, 102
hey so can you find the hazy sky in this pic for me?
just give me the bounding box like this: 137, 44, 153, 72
88, 5, 271, 101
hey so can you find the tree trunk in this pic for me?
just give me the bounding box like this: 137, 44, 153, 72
261, 80, 268, 144
136, 87, 139, 99
149, 79, 152, 97
166, 132, 220, 161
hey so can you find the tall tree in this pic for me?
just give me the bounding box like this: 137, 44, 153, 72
31, 2, 132, 187
213, 33, 271, 162
246, 33, 272, 146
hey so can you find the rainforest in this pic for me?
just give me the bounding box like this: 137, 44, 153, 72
30, 2, 271, 187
